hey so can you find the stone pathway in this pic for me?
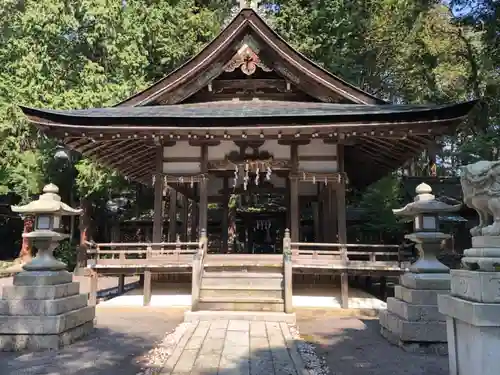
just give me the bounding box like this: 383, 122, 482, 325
155, 320, 308, 375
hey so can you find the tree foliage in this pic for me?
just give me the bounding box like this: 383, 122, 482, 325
0, 0, 498, 250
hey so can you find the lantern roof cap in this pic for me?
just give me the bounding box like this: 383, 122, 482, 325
393, 182, 461, 217
11, 184, 82, 216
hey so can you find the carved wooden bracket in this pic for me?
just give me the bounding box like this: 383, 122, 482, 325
224, 44, 272, 76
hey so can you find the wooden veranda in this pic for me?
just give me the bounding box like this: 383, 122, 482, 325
84, 232, 406, 308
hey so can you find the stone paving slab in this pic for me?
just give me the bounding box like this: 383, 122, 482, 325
160, 320, 307, 375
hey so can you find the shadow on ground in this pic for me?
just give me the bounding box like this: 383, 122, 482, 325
296, 309, 449, 375
0, 308, 185, 375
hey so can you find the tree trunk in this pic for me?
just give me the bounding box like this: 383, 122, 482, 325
18, 216, 34, 262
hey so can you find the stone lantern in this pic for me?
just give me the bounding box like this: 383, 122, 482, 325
0, 184, 95, 351
379, 182, 461, 354
394, 182, 461, 275
13, 183, 82, 275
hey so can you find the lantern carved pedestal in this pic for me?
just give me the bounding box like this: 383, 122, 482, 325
379, 183, 460, 354
438, 160, 500, 375
0, 184, 95, 351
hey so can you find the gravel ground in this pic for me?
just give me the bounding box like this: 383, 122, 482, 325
295, 309, 449, 375
0, 307, 186, 375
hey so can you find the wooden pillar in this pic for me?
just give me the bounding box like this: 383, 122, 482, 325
180, 194, 188, 241
329, 186, 338, 242
337, 144, 347, 246
290, 143, 299, 242
337, 143, 348, 308
285, 178, 291, 231
316, 185, 323, 242
75, 198, 92, 275
380, 276, 387, 300
168, 188, 177, 242
312, 201, 320, 243
110, 220, 125, 294
153, 147, 164, 244
143, 246, 152, 306
89, 270, 98, 306
199, 144, 208, 235
191, 200, 199, 241
222, 176, 229, 253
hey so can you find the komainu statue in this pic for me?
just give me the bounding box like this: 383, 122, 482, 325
460, 160, 500, 236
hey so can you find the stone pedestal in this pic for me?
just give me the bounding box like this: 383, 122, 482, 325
379, 272, 449, 354
0, 270, 95, 351
439, 268, 500, 375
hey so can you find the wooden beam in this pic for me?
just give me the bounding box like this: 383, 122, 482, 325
211, 79, 288, 92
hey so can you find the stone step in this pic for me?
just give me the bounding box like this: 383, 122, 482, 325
199, 288, 283, 299
184, 310, 296, 324
198, 296, 284, 312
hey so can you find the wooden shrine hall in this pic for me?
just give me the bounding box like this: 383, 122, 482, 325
20, 8, 477, 310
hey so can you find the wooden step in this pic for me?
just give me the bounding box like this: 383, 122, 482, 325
201, 278, 283, 290
197, 296, 285, 312
202, 271, 283, 278
200, 288, 283, 299
203, 265, 282, 273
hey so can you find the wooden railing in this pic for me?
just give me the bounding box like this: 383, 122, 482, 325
289, 241, 402, 270
191, 229, 208, 310
85, 236, 199, 268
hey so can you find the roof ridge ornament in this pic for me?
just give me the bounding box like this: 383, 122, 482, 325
240, 0, 256, 9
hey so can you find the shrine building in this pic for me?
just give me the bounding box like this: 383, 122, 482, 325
19, 8, 477, 309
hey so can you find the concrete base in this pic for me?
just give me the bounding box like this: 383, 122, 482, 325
0, 271, 95, 351
379, 272, 449, 352
439, 294, 500, 375
380, 326, 448, 355
184, 310, 297, 324
0, 320, 94, 351
450, 269, 500, 303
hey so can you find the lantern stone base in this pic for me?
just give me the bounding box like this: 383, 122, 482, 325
438, 269, 500, 375
379, 272, 450, 355
0, 270, 95, 351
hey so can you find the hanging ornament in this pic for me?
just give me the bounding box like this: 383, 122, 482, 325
324, 177, 328, 186
266, 166, 272, 180
312, 176, 316, 184
255, 167, 260, 186
179, 176, 184, 184
190, 177, 194, 188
